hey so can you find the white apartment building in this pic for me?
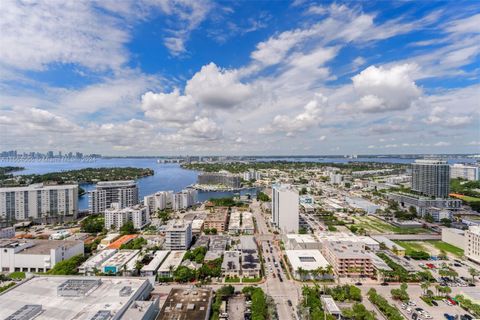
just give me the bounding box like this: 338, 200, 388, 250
104, 204, 150, 230
272, 184, 299, 234
164, 219, 192, 250
0, 239, 84, 273
466, 226, 480, 264
329, 173, 343, 184
172, 188, 197, 211
144, 191, 173, 213
89, 180, 138, 214
243, 169, 262, 181
450, 164, 480, 181
441, 228, 466, 250
0, 227, 15, 239
0, 183, 78, 221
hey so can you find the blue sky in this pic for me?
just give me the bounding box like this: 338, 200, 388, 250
0, 0, 479, 155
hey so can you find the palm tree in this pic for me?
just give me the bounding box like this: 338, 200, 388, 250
297, 267, 307, 281
325, 265, 334, 277
421, 280, 431, 296
468, 267, 479, 283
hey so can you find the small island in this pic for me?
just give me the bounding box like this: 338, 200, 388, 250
0, 167, 154, 188
0, 166, 24, 179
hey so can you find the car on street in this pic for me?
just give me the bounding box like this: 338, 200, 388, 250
355, 282, 363, 286
287, 300, 293, 307
380, 282, 389, 286
431, 300, 438, 306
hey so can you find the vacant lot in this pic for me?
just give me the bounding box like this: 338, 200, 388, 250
393, 240, 427, 253
426, 241, 464, 257
353, 216, 429, 234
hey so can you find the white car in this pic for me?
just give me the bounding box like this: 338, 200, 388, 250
408, 301, 416, 306
406, 308, 412, 314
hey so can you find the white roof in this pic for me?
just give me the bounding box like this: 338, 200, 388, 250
321, 295, 341, 314
141, 250, 170, 272
285, 234, 318, 244
0, 276, 150, 320
101, 250, 139, 269
158, 250, 186, 272
286, 250, 330, 271
80, 249, 117, 270
191, 219, 204, 229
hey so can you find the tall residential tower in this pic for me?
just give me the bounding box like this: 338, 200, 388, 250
411, 159, 450, 198
89, 180, 138, 213
272, 184, 299, 234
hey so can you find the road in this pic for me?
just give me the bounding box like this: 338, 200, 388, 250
251, 200, 301, 320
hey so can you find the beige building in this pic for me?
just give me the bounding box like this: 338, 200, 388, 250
322, 241, 374, 277
466, 226, 480, 264
204, 210, 228, 233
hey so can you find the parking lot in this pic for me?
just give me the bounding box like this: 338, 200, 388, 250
364, 284, 475, 320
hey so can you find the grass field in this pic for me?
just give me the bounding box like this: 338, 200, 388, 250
426, 241, 464, 257
450, 193, 480, 202
393, 241, 427, 253
353, 216, 429, 234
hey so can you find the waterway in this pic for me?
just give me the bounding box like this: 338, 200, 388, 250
1, 156, 475, 210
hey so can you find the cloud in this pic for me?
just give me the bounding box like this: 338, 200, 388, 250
352, 64, 421, 112
141, 88, 197, 125
259, 93, 327, 135
0, 1, 129, 71
185, 63, 254, 109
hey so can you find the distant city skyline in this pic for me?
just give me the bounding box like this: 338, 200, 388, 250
0, 1, 479, 155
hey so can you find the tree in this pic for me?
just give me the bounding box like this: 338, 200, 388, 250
173, 266, 196, 282
409, 206, 417, 216
120, 221, 136, 235
421, 280, 431, 296
47, 255, 86, 275
468, 267, 479, 283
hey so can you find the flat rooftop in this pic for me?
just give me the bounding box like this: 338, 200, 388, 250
0, 276, 151, 320
0, 239, 82, 255
286, 250, 330, 271
157, 288, 212, 320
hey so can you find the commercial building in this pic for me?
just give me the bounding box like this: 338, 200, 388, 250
89, 180, 138, 214
441, 228, 466, 250
0, 275, 156, 320
465, 226, 480, 264
198, 172, 241, 188
283, 234, 322, 250
204, 210, 229, 233
157, 288, 213, 320
157, 251, 186, 277
0, 226, 15, 239
411, 159, 450, 198
104, 204, 150, 230
228, 210, 254, 235
450, 163, 480, 181
387, 193, 461, 216
144, 191, 173, 212
79, 249, 117, 275
141, 250, 170, 276
0, 239, 84, 273
345, 197, 380, 214
0, 183, 78, 221
172, 188, 198, 211
285, 250, 331, 280
322, 241, 375, 277
272, 184, 299, 234
315, 232, 380, 251
164, 220, 192, 250
221, 251, 240, 277
100, 249, 140, 274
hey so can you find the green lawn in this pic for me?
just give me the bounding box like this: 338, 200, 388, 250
353, 216, 429, 234
242, 277, 262, 283
427, 241, 464, 257
393, 241, 427, 254
224, 277, 240, 283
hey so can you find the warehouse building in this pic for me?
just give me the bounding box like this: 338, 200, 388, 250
0, 276, 157, 320
0, 239, 84, 273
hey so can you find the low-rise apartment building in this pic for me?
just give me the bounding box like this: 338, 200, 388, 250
466, 226, 480, 264
322, 241, 374, 277
104, 204, 150, 230
164, 219, 192, 250
204, 210, 228, 233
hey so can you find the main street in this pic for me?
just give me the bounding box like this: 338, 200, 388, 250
251, 200, 301, 320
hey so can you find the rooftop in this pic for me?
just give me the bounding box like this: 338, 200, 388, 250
157, 288, 212, 320
0, 239, 82, 255
158, 251, 186, 273
107, 234, 138, 249
0, 276, 152, 320
286, 250, 330, 271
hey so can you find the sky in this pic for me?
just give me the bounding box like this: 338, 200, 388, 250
0, 0, 479, 156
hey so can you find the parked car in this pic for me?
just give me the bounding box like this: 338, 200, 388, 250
432, 300, 438, 306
